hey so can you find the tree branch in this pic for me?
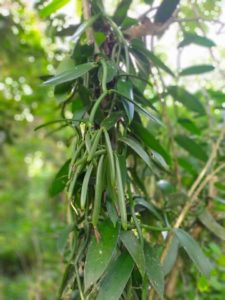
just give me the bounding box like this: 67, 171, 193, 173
82, 0, 94, 44
160, 120, 225, 264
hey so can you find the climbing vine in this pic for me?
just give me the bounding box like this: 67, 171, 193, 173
39, 0, 225, 299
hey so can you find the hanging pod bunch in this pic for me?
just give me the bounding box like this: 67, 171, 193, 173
43, 1, 216, 299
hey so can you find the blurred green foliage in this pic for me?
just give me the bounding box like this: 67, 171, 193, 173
0, 0, 225, 299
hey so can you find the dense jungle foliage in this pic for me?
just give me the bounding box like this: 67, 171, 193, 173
1, 0, 225, 299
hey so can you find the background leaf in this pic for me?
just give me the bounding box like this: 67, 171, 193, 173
198, 209, 225, 241
179, 65, 215, 76
162, 237, 179, 275
39, 0, 70, 18
113, 0, 132, 25
174, 229, 213, 277
179, 33, 216, 48
154, 0, 180, 23
132, 122, 171, 164
167, 86, 205, 115
175, 135, 208, 162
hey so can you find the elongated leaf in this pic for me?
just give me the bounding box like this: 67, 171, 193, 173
49, 159, 70, 197
174, 229, 212, 276
57, 223, 75, 256
179, 64, 215, 76
132, 122, 171, 164
179, 33, 216, 48
39, 0, 70, 18
84, 220, 119, 291
178, 157, 198, 176
151, 150, 169, 171
162, 237, 179, 275
58, 264, 75, 298
198, 209, 225, 241
96, 252, 134, 300
178, 118, 201, 135
101, 112, 124, 130
154, 0, 180, 23
215, 182, 225, 191
175, 135, 208, 162
146, 51, 174, 77
145, 244, 164, 299
43, 62, 97, 86
98, 60, 117, 83
113, 0, 132, 25
134, 103, 162, 125
131, 40, 174, 76
117, 79, 134, 123
113, 88, 161, 125
119, 136, 152, 169
134, 197, 162, 220
120, 231, 145, 277
167, 86, 205, 115
72, 14, 100, 42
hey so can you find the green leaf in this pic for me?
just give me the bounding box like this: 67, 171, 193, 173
71, 96, 87, 126
146, 51, 174, 77
96, 252, 134, 300
134, 197, 162, 220
132, 122, 171, 164
175, 135, 208, 162
84, 220, 119, 291
131, 40, 174, 77
121, 16, 138, 30
198, 209, 225, 241
167, 86, 205, 115
154, 0, 180, 23
162, 237, 179, 275
101, 112, 124, 130
174, 229, 212, 277
151, 150, 169, 171
116, 79, 134, 123
98, 60, 117, 83
58, 264, 75, 298
113, 0, 132, 25
178, 157, 198, 176
49, 159, 70, 197
119, 136, 152, 169
39, 0, 70, 18
179, 65, 215, 76
215, 182, 225, 191
72, 14, 100, 42
134, 103, 162, 125
178, 118, 201, 135
120, 231, 145, 277
145, 244, 164, 299
57, 224, 75, 256
179, 33, 216, 48
54, 82, 73, 103
43, 62, 97, 86
94, 32, 107, 46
